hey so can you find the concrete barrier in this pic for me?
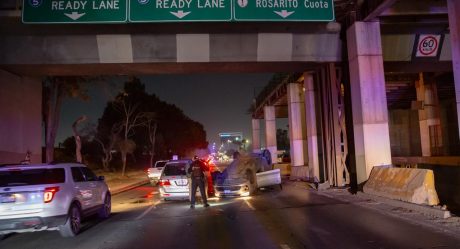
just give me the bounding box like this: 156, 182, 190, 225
363, 167, 440, 206
290, 165, 309, 180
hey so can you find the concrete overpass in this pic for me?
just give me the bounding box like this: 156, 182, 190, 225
0, 1, 459, 205
246, 0, 460, 208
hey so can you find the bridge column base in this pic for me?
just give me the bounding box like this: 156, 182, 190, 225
0, 70, 42, 164
264, 106, 278, 165
289, 165, 310, 181
347, 21, 392, 185
252, 118, 261, 153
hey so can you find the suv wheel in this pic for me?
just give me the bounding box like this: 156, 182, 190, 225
98, 193, 111, 219
59, 204, 81, 237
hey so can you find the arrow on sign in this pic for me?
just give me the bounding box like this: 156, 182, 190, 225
274, 10, 294, 18
64, 12, 86, 20
170, 10, 191, 19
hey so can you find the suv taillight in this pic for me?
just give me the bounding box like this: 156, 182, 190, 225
44, 186, 60, 203
159, 179, 171, 186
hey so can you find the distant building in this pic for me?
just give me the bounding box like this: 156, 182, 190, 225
219, 132, 243, 152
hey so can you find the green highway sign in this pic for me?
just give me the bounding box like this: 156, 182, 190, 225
129, 0, 232, 22
21, 0, 334, 23
22, 0, 128, 23
233, 0, 334, 21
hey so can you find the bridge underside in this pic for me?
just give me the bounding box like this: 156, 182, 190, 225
1, 61, 454, 77
1, 62, 320, 76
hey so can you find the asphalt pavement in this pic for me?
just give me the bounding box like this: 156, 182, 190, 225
2, 182, 460, 249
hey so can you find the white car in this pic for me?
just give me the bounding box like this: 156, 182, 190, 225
147, 160, 168, 185
0, 163, 111, 238
158, 160, 209, 201
158, 160, 191, 200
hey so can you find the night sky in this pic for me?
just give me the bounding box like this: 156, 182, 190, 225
58, 73, 274, 147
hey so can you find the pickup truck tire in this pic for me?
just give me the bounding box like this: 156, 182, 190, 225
59, 204, 81, 237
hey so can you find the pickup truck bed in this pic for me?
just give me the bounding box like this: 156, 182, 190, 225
256, 169, 282, 188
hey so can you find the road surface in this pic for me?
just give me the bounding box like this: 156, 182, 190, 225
1, 183, 459, 249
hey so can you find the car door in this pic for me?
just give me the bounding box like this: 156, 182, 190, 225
71, 167, 94, 210
80, 167, 102, 207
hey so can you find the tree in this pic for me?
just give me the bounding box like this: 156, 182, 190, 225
113, 92, 147, 176
144, 112, 158, 167
43, 77, 88, 163
97, 77, 208, 172
72, 116, 87, 163
93, 122, 122, 172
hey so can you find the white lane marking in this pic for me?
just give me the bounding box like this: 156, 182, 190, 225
153, 200, 161, 208
135, 200, 161, 220
280, 244, 290, 249
244, 199, 256, 211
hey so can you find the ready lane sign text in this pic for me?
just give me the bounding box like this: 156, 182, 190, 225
129, 0, 232, 22
22, 0, 334, 23
233, 0, 334, 21
22, 0, 128, 23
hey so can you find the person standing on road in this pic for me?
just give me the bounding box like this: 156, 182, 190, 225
188, 156, 210, 209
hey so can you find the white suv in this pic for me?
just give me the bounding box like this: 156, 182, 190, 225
0, 163, 111, 238
159, 160, 192, 200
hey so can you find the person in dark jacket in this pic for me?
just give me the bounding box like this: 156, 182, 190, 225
188, 156, 210, 209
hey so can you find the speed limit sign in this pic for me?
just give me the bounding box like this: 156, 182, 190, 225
415, 35, 442, 57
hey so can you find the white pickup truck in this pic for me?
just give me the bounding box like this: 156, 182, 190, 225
147, 160, 168, 185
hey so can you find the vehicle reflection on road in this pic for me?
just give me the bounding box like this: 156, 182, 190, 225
112, 184, 256, 215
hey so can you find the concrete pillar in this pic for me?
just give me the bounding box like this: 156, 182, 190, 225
264, 106, 277, 165
0, 70, 42, 164
447, 0, 460, 140
347, 21, 392, 184
416, 73, 442, 156
304, 74, 320, 181
287, 83, 309, 179
251, 118, 261, 153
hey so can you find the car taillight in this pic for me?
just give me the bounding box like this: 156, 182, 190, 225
44, 186, 60, 203
159, 179, 171, 186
